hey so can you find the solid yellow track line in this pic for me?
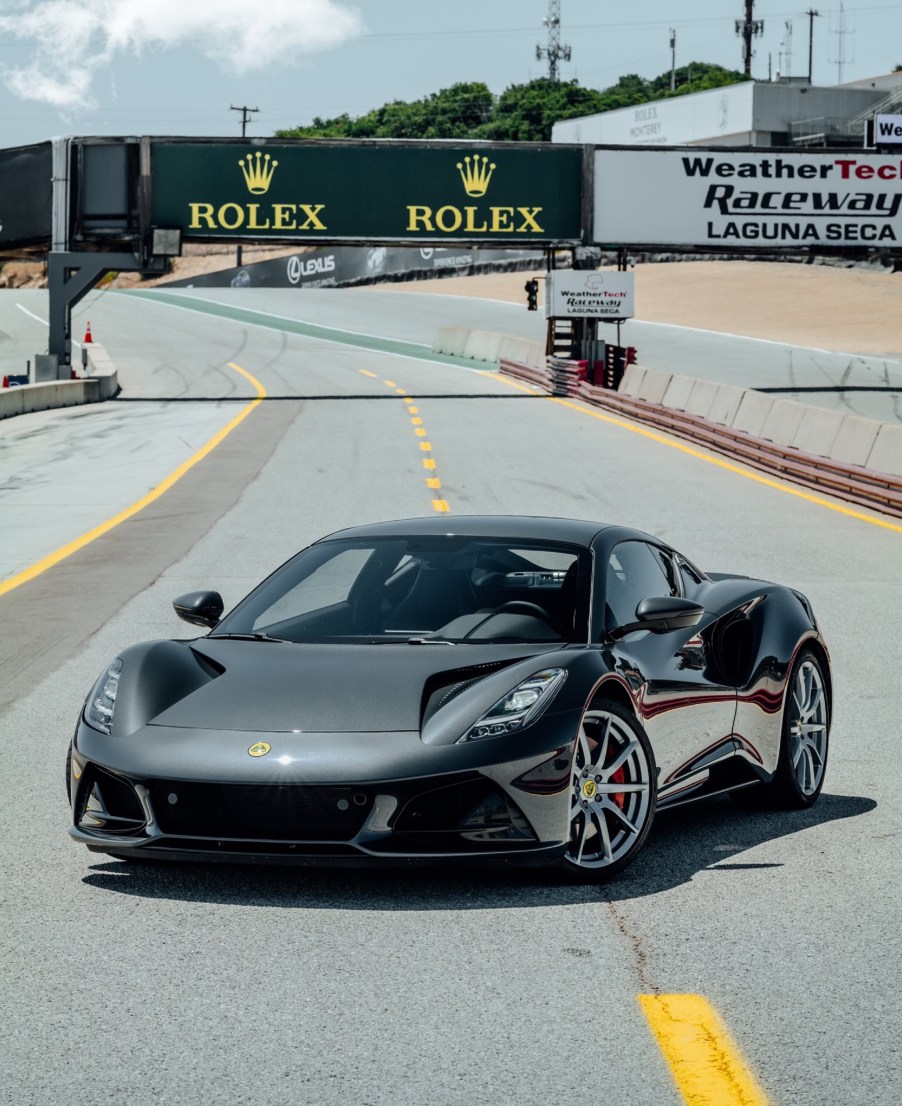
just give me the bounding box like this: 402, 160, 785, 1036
0, 363, 266, 599
639, 994, 772, 1106
484, 372, 902, 534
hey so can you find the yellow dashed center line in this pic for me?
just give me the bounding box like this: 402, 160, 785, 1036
640, 994, 773, 1106
358, 369, 378, 379
371, 378, 449, 513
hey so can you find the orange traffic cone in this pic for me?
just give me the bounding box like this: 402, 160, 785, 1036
84, 321, 93, 343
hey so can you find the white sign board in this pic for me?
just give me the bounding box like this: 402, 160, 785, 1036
545, 270, 635, 319
594, 149, 902, 249
875, 114, 902, 145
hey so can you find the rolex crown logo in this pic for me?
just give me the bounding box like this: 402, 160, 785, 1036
456, 155, 496, 197
239, 151, 279, 195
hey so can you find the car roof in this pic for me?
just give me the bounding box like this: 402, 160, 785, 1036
319, 515, 616, 546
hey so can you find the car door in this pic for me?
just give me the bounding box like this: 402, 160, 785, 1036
601, 540, 737, 800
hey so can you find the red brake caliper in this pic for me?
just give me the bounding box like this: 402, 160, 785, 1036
611, 766, 626, 809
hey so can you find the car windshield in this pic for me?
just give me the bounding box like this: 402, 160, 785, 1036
214, 536, 590, 644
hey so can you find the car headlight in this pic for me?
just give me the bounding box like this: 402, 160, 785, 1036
460, 669, 566, 742
84, 660, 123, 734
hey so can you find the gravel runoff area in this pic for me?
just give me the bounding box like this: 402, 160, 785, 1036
374, 260, 902, 362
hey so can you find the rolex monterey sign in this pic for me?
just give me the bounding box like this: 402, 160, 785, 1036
151, 142, 583, 243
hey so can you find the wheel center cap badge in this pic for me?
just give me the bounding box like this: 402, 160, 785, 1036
582, 779, 597, 799
248, 742, 271, 757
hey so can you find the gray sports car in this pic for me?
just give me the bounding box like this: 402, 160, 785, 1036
68, 515, 831, 880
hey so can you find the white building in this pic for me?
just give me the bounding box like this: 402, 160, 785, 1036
552, 74, 902, 148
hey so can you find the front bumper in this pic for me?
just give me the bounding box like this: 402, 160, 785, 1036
69, 727, 576, 866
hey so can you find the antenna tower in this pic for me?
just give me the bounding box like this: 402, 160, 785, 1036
782, 20, 793, 79
536, 0, 571, 82
735, 0, 765, 77
830, 2, 854, 84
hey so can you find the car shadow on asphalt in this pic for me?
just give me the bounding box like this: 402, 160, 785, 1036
81, 791, 875, 908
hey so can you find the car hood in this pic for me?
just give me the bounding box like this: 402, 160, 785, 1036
147, 640, 552, 734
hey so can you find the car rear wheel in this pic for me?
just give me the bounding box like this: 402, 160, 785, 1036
773, 650, 830, 807
559, 701, 656, 881
734, 649, 830, 810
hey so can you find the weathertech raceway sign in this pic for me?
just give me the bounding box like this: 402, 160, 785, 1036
545, 270, 634, 319
151, 142, 582, 244
594, 148, 902, 249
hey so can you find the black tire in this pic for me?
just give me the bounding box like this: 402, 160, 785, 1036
65, 741, 73, 802
557, 700, 656, 882
734, 649, 830, 811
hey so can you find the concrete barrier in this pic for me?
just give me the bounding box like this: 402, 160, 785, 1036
432, 326, 470, 357
684, 379, 721, 419
0, 386, 26, 420
759, 397, 809, 448
829, 414, 883, 468
866, 424, 902, 477
462, 330, 504, 364
85, 343, 119, 400
0, 355, 116, 422
661, 373, 696, 412
705, 383, 746, 427
618, 364, 646, 398
498, 336, 544, 368
792, 407, 844, 458
636, 368, 673, 405
732, 391, 775, 438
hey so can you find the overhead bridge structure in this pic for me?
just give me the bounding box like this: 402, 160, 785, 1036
2, 135, 902, 378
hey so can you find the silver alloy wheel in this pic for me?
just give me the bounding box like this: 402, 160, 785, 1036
565, 709, 652, 869
788, 659, 828, 796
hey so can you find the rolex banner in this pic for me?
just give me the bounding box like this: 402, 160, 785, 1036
0, 142, 52, 248
151, 142, 583, 243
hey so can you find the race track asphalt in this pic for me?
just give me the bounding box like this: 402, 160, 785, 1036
0, 286, 899, 1106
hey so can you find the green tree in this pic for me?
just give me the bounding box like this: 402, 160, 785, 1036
275, 65, 748, 143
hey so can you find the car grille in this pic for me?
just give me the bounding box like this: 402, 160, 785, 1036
148, 781, 373, 841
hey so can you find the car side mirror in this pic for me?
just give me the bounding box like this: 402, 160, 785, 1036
173, 590, 224, 628
608, 596, 704, 640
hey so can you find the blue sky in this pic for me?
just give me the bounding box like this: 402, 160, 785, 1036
1, 1, 900, 148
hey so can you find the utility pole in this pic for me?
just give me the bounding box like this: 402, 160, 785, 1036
535, 0, 571, 82
231, 104, 259, 138
230, 105, 259, 268
735, 0, 765, 77
669, 28, 677, 91
805, 9, 821, 84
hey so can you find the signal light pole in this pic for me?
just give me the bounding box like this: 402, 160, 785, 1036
525, 278, 539, 311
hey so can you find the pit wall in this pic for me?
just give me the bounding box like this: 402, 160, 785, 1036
434, 325, 902, 479
0, 344, 118, 422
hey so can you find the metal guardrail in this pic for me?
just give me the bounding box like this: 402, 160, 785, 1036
499, 358, 902, 519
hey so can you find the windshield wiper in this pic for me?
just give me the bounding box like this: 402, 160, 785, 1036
208, 632, 284, 643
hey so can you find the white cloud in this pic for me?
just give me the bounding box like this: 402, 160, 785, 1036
0, 0, 364, 108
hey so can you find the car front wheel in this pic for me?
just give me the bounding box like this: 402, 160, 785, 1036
560, 700, 656, 881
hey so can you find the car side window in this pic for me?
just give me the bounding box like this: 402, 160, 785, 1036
605, 541, 679, 631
